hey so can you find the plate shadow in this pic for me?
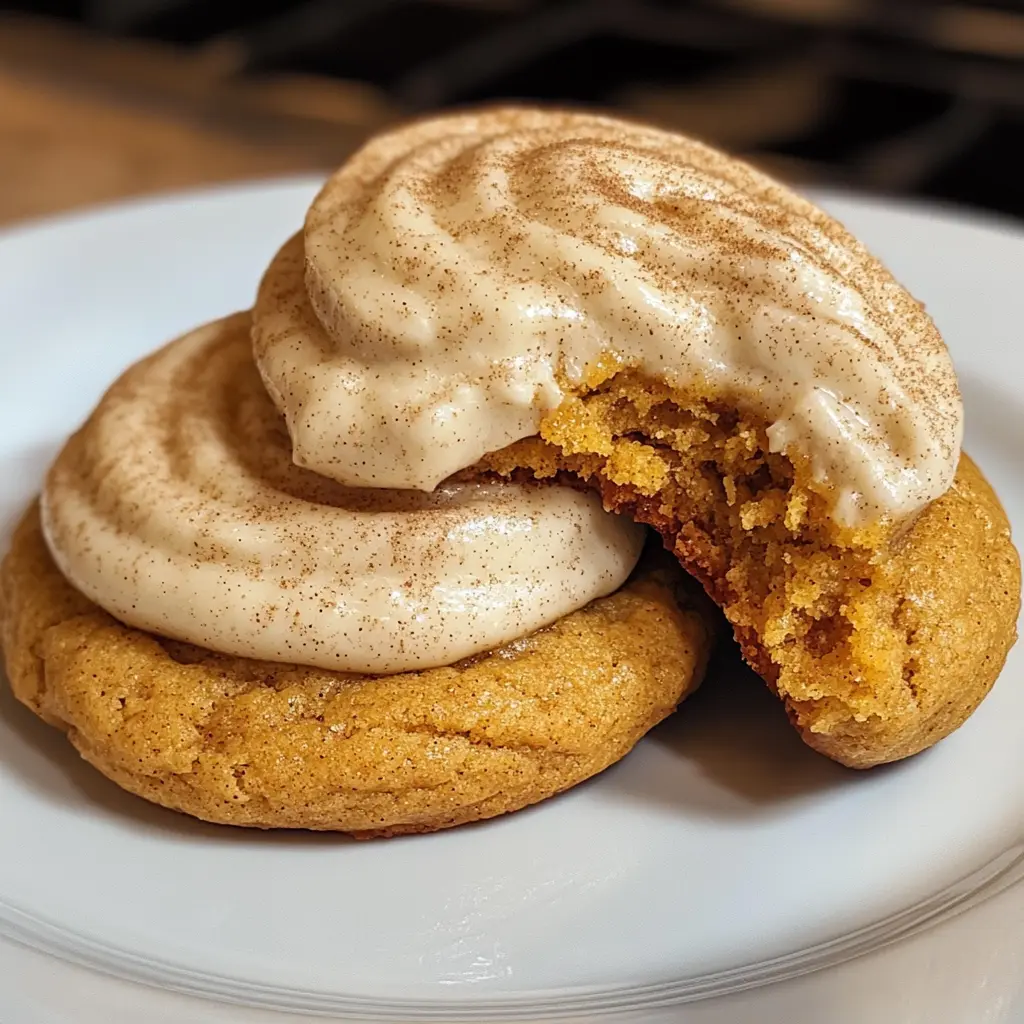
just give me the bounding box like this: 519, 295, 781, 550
605, 637, 854, 819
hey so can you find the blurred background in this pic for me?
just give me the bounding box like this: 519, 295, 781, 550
0, 0, 1021, 225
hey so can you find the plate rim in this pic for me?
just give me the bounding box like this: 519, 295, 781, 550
1, 178, 1023, 1018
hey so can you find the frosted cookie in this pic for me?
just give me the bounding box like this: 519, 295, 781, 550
1, 503, 711, 835
254, 106, 1020, 767
0, 313, 713, 834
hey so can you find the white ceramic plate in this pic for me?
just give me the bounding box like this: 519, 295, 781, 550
1, 181, 1022, 1024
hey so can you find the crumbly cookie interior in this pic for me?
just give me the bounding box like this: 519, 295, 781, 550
477, 370, 1005, 759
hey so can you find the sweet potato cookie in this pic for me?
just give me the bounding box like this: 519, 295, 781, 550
1, 507, 712, 836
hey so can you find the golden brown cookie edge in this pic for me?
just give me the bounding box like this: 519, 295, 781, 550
1, 504, 713, 835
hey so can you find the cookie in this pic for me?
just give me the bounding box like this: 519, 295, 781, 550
1, 506, 713, 835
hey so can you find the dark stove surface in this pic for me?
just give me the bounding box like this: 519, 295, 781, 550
6, 0, 1024, 219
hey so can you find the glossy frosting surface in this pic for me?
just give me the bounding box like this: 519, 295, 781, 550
42, 314, 643, 673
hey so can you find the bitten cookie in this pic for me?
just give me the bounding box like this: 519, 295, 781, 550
253, 105, 1021, 769
483, 410, 1020, 768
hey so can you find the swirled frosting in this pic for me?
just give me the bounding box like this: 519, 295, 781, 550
41, 314, 643, 674
253, 107, 962, 525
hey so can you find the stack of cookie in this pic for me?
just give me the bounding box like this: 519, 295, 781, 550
1, 108, 1018, 836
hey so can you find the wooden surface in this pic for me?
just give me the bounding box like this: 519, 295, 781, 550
0, 16, 394, 226
0, 14, 815, 227
0, 67, 304, 224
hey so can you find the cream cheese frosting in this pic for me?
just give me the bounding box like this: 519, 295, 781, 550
41, 313, 644, 674
252, 106, 962, 526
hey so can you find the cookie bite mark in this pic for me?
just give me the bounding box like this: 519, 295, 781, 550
476, 378, 1019, 768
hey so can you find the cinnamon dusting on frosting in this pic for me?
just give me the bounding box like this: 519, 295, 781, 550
253, 106, 961, 525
